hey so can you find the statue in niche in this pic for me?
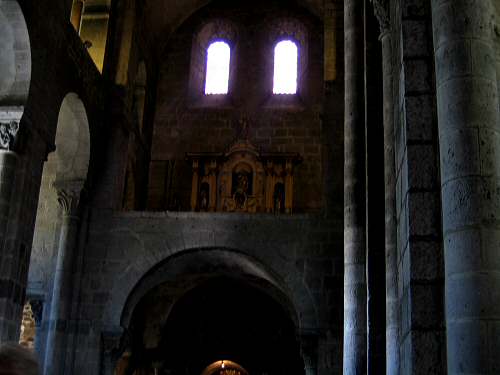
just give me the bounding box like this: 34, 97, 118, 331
232, 170, 251, 209
273, 182, 285, 214
199, 182, 209, 211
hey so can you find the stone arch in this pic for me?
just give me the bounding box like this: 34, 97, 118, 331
29, 93, 91, 292
102, 247, 318, 334
0, 0, 31, 106
52, 92, 91, 184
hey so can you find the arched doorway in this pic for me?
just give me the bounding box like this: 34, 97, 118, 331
122, 277, 305, 375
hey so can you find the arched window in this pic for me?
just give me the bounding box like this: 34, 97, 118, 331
205, 41, 231, 95
273, 40, 298, 94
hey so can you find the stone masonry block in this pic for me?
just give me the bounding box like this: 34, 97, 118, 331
479, 127, 500, 177
411, 331, 444, 375
437, 77, 498, 131
410, 283, 443, 329
444, 229, 482, 276
405, 94, 434, 141
439, 127, 480, 183
409, 240, 442, 281
408, 192, 439, 237
434, 39, 472, 83
446, 320, 488, 374
432, 0, 493, 50
481, 228, 500, 272
404, 59, 432, 93
407, 144, 437, 190
441, 176, 500, 233
471, 39, 497, 81
403, 20, 430, 58
446, 273, 500, 320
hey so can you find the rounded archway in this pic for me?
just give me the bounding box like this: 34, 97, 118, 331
0, 0, 31, 105
52, 92, 90, 184
28, 92, 91, 338
126, 277, 305, 375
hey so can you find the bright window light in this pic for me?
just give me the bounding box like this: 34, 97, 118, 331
273, 40, 298, 94
205, 41, 230, 95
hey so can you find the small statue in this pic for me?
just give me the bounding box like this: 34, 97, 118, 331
199, 183, 209, 211
233, 172, 249, 209
273, 183, 284, 214
237, 115, 250, 139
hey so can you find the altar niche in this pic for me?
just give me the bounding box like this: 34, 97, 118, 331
187, 139, 302, 214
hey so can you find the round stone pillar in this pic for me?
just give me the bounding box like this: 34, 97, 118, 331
44, 181, 82, 375
380, 30, 399, 375
343, 0, 367, 373
432, 0, 500, 373
0, 115, 20, 342
371, 1, 399, 373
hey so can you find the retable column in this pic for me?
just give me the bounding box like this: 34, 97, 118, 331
432, 0, 500, 373
0, 111, 21, 342
371, 1, 399, 373
70, 0, 84, 33
44, 181, 82, 375
343, 0, 367, 373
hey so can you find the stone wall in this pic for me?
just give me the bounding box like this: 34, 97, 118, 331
147, 1, 327, 213
391, 0, 446, 373
67, 210, 343, 375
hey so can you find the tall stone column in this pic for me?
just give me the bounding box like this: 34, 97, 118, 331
371, 1, 399, 374
432, 1, 500, 373
0, 111, 21, 342
300, 334, 318, 375
343, 0, 367, 373
44, 181, 82, 375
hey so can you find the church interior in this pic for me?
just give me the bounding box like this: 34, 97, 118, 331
1, 0, 499, 374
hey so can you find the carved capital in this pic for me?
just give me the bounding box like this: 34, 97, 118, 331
371, 0, 390, 35
0, 121, 19, 150
54, 180, 84, 216
0, 108, 23, 151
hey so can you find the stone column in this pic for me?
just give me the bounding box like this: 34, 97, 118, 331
343, 0, 367, 373
0, 111, 21, 342
432, 1, 500, 373
371, 1, 399, 374
190, 159, 199, 211
300, 334, 318, 375
30, 299, 44, 358
44, 181, 82, 375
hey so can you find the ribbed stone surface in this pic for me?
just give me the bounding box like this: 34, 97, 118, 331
432, 0, 500, 373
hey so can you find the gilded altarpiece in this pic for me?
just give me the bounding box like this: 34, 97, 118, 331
187, 140, 301, 214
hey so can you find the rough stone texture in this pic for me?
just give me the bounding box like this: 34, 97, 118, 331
2, 0, 499, 374
67, 211, 343, 374
392, 0, 446, 374
147, 2, 325, 213
432, 0, 500, 373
